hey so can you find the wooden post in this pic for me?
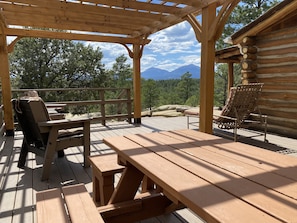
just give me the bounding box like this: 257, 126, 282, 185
228, 62, 234, 92
0, 33, 14, 136
132, 44, 142, 124
199, 3, 216, 134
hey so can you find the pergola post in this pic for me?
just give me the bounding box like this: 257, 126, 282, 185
187, 0, 240, 134
199, 3, 216, 134
0, 33, 14, 136
132, 43, 142, 124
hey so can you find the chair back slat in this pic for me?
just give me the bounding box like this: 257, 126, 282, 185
12, 99, 46, 149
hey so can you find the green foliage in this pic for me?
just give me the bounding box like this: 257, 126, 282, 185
214, 64, 242, 107
141, 74, 200, 109
9, 38, 107, 93
105, 54, 133, 114
142, 79, 159, 110
216, 0, 281, 50
108, 54, 133, 88
176, 72, 198, 104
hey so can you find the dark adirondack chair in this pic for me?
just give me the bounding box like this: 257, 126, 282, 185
12, 98, 91, 180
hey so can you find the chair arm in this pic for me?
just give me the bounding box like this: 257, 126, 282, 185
38, 118, 91, 133
39, 117, 91, 126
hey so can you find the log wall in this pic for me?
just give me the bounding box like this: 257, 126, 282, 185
252, 26, 297, 138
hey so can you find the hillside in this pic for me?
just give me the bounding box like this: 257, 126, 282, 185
141, 64, 200, 80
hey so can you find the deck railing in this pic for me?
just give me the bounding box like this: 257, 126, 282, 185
1, 88, 133, 135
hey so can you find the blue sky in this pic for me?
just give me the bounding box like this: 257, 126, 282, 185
87, 21, 202, 72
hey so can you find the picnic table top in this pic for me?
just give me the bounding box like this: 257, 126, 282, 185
103, 129, 297, 223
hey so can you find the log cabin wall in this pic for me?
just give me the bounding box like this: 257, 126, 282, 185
249, 25, 297, 138
241, 36, 258, 84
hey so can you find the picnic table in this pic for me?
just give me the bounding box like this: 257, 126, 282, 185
102, 129, 297, 223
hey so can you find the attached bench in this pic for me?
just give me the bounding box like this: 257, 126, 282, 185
36, 184, 105, 223
88, 153, 125, 206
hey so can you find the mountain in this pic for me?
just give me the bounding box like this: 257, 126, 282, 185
141, 64, 200, 80
140, 67, 171, 80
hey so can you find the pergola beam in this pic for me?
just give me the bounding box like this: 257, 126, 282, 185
4, 28, 151, 45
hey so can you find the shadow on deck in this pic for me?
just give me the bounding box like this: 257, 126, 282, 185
0, 116, 297, 223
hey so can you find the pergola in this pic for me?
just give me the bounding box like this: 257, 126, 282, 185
0, 0, 240, 136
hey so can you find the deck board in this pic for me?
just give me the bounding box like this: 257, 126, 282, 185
1, 116, 297, 223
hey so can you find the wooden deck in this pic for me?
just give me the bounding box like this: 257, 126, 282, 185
1, 116, 297, 223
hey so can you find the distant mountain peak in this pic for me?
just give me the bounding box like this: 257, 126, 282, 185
141, 64, 200, 80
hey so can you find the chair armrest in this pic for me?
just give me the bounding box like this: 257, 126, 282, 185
38, 117, 91, 133
38, 117, 91, 126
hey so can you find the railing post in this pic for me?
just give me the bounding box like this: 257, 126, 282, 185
99, 89, 106, 126
127, 89, 132, 124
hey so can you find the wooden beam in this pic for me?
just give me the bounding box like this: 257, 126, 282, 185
228, 62, 234, 92
0, 33, 14, 135
199, 3, 216, 134
132, 43, 142, 124
209, 0, 240, 41
185, 13, 202, 42
4, 28, 151, 45
199, 1, 239, 134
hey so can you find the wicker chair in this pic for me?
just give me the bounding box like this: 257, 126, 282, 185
185, 83, 267, 141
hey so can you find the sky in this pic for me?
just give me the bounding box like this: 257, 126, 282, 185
86, 21, 202, 72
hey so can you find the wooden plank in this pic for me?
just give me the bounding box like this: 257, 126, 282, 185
36, 188, 69, 223
0, 136, 20, 223
88, 153, 124, 176
12, 151, 34, 223
127, 132, 297, 222
103, 136, 280, 223
177, 129, 297, 180
159, 131, 297, 200
62, 184, 105, 223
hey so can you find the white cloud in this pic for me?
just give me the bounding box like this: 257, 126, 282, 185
84, 21, 202, 72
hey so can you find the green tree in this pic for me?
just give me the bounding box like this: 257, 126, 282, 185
10, 38, 107, 91
142, 79, 159, 110
217, 0, 280, 50
109, 54, 133, 88
156, 79, 181, 105
105, 55, 133, 114
176, 72, 193, 104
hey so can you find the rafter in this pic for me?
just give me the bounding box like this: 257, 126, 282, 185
0, 0, 225, 40
4, 27, 151, 45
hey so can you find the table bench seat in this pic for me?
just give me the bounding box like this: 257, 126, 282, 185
36, 184, 105, 223
88, 153, 125, 206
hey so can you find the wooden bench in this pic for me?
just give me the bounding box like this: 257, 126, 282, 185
36, 184, 105, 223
88, 153, 125, 206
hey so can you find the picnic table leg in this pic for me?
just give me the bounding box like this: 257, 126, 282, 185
109, 165, 144, 204
41, 127, 59, 181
